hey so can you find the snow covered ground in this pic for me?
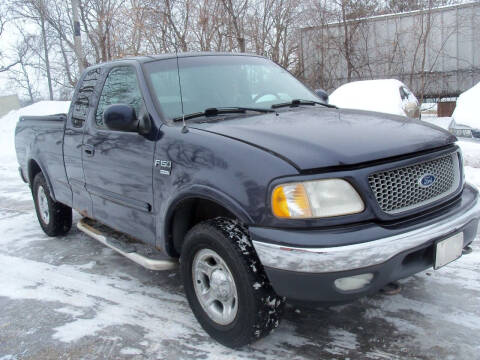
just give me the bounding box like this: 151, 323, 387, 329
421, 115, 452, 130
1, 103, 479, 359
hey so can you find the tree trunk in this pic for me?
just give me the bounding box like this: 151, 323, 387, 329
21, 62, 35, 104
341, 5, 353, 81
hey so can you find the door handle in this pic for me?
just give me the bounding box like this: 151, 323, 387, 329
84, 144, 95, 156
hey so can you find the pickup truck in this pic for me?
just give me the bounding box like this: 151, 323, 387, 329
15, 53, 479, 348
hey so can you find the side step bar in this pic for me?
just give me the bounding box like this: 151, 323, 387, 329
77, 218, 178, 271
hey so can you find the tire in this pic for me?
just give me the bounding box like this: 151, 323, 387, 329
32, 172, 72, 237
181, 217, 285, 348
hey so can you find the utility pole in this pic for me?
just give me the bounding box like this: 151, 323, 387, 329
40, 12, 54, 100
71, 0, 85, 73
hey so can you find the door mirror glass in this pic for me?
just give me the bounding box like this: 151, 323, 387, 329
95, 66, 146, 129
104, 104, 138, 132
315, 88, 329, 103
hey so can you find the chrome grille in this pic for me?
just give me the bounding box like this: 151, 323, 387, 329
368, 152, 460, 214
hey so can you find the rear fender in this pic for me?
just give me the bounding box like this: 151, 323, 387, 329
27, 157, 56, 202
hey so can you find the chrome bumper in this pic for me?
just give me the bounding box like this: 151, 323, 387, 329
252, 195, 480, 273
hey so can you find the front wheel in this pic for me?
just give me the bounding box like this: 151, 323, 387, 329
181, 217, 285, 348
32, 172, 72, 236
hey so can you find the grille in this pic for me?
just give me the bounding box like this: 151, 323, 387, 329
368, 152, 460, 214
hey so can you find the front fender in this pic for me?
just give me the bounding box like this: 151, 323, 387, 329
160, 185, 254, 254
153, 125, 299, 254
165, 185, 254, 226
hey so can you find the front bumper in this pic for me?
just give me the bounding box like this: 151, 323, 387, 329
251, 184, 480, 303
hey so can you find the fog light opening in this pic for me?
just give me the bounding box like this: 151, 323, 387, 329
334, 273, 374, 291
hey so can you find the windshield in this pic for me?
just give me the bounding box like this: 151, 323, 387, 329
143, 55, 318, 120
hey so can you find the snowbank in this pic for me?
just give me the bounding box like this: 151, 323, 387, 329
329, 79, 417, 117
421, 102, 437, 113
458, 140, 480, 168
452, 82, 480, 128
0, 101, 70, 162
421, 116, 452, 131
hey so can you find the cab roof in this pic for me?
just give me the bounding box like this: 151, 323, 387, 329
106, 52, 262, 64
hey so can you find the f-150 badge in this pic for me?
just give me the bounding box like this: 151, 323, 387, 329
155, 160, 171, 175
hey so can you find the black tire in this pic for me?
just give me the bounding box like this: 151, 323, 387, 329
181, 217, 285, 348
32, 172, 72, 237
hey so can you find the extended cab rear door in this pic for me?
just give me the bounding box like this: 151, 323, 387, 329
64, 68, 102, 217
82, 64, 157, 245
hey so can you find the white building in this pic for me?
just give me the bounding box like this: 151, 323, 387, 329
300, 2, 480, 99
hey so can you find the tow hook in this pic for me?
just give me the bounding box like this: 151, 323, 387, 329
380, 281, 401, 296
462, 246, 473, 255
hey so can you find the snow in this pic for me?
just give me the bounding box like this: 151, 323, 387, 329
421, 116, 452, 131
420, 102, 437, 113
452, 82, 480, 129
0, 103, 479, 359
329, 79, 417, 117
458, 140, 480, 169
120, 347, 143, 355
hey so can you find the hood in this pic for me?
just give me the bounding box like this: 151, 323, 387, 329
191, 107, 456, 170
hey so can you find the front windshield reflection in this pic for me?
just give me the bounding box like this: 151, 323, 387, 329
145, 56, 318, 120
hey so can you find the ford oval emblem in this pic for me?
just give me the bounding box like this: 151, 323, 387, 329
419, 174, 436, 188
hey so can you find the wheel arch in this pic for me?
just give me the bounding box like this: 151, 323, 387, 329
163, 188, 254, 257
28, 158, 56, 201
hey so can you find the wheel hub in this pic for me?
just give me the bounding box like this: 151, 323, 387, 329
192, 248, 238, 325
210, 269, 232, 301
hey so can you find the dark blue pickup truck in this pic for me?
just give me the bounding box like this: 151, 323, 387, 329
15, 53, 479, 347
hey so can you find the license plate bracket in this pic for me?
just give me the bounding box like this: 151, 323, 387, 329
434, 232, 464, 270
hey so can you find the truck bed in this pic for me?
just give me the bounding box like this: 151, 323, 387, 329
15, 113, 72, 206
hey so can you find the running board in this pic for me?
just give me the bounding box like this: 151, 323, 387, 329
77, 218, 178, 271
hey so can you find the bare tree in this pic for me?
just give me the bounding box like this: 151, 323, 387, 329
221, 0, 248, 52
191, 0, 224, 51
0, 8, 21, 73
8, 0, 54, 99
8, 35, 40, 103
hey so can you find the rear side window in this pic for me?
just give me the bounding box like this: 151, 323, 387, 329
72, 68, 101, 128
95, 66, 145, 129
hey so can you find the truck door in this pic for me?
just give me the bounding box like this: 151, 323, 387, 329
64, 68, 101, 217
82, 65, 156, 245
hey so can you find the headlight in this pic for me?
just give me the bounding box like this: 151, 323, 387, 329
271, 179, 364, 219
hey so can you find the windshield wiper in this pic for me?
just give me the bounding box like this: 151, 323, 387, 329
172, 107, 275, 122
271, 99, 337, 109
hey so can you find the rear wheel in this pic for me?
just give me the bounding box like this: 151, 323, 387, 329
33, 172, 72, 236
181, 217, 285, 348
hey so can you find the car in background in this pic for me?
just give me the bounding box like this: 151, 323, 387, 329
450, 82, 480, 139
329, 79, 420, 119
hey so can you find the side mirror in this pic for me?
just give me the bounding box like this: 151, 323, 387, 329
104, 104, 138, 132
314, 88, 329, 103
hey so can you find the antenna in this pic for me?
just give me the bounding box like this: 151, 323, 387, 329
175, 48, 188, 133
